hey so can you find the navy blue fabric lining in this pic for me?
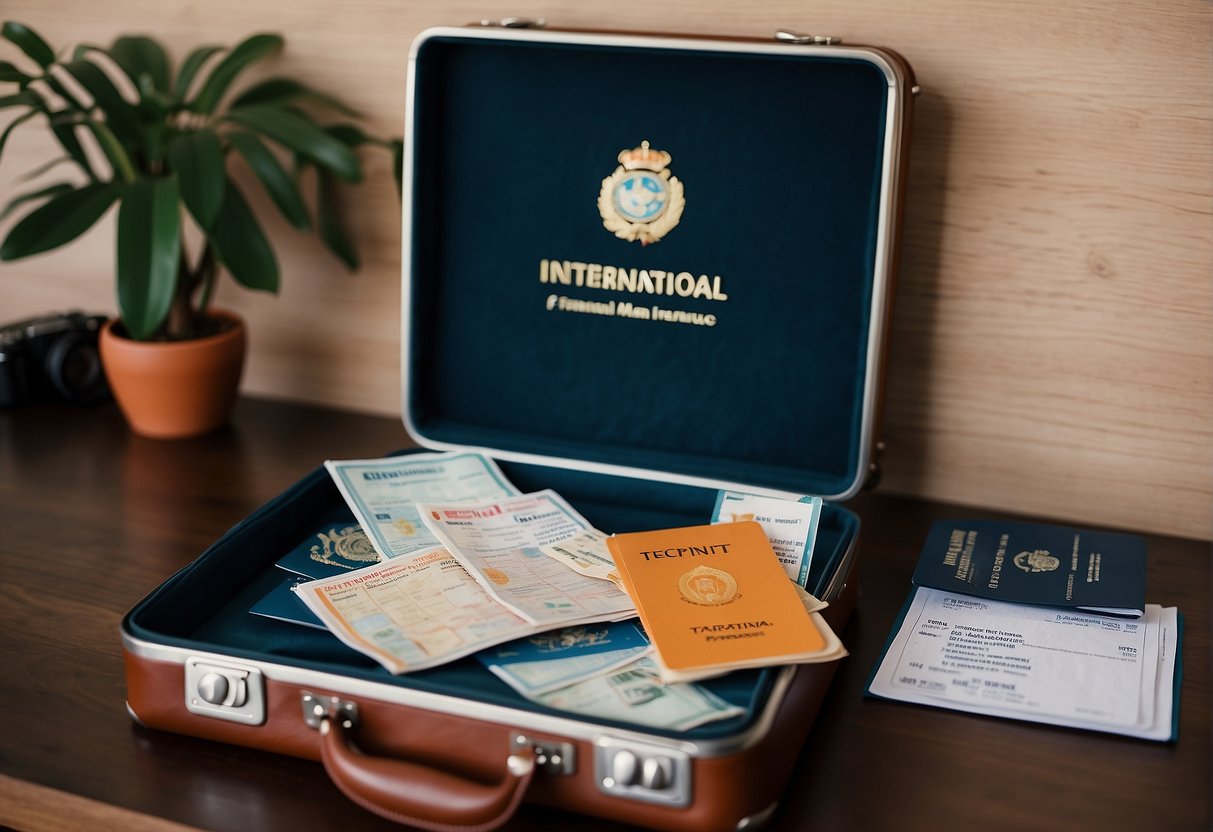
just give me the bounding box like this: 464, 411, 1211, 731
126, 451, 858, 741
408, 37, 889, 497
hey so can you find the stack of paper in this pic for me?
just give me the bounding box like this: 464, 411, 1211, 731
867, 519, 1181, 741
866, 588, 1180, 740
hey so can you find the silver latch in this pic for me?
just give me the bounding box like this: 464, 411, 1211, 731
511, 732, 575, 775
774, 30, 841, 45
477, 17, 547, 29
594, 737, 690, 807
185, 658, 265, 725
301, 692, 359, 730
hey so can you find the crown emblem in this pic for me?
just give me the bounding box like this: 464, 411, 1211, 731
618, 141, 671, 172
598, 140, 684, 245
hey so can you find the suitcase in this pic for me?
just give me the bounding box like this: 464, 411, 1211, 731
122, 21, 916, 832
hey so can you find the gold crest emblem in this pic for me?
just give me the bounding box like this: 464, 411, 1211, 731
678, 565, 739, 606
309, 525, 378, 569
598, 140, 684, 245
1013, 549, 1061, 573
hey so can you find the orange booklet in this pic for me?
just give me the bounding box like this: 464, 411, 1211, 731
607, 521, 844, 682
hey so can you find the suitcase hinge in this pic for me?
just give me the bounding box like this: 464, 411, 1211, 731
774, 30, 842, 45
477, 17, 547, 29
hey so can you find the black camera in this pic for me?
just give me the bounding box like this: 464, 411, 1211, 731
0, 311, 111, 407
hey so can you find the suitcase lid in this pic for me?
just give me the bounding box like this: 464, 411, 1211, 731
401, 25, 914, 501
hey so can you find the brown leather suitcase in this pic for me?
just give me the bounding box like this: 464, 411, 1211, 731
122, 21, 915, 832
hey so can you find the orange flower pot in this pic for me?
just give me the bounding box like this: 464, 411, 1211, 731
99, 310, 247, 439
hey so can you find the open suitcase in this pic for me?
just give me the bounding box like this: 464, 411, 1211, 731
122, 22, 915, 832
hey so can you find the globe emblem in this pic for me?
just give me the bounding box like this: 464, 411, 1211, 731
613, 171, 669, 223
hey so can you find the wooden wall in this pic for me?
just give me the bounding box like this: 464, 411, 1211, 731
2, 1, 1210, 540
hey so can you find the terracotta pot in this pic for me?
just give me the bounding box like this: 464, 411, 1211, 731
99, 310, 247, 439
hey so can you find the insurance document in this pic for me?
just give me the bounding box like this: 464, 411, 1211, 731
326, 452, 519, 561
419, 490, 636, 627
293, 546, 535, 674
866, 588, 1179, 740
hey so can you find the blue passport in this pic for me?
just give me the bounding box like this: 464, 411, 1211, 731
912, 519, 1146, 617
276, 515, 379, 580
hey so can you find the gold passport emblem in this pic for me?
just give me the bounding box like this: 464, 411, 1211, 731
309, 525, 378, 568
677, 565, 738, 606
598, 140, 684, 245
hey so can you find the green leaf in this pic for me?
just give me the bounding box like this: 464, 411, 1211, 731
62, 59, 142, 148
223, 105, 360, 182
116, 176, 181, 340
228, 77, 358, 116
166, 129, 225, 230
210, 178, 278, 292
1, 22, 54, 69
19, 154, 73, 181
0, 108, 39, 161
316, 169, 358, 270
109, 35, 171, 94
0, 60, 33, 84
390, 138, 403, 199
50, 118, 97, 181
190, 33, 282, 115
172, 44, 222, 101
0, 182, 118, 260
83, 121, 136, 183
324, 123, 372, 147
0, 181, 74, 222
0, 90, 38, 109
227, 130, 308, 230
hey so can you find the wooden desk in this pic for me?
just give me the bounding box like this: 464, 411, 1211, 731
0, 398, 1207, 831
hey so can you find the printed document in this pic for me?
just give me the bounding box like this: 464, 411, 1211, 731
420, 490, 636, 627
866, 588, 1179, 740
711, 490, 823, 585
534, 655, 745, 731
293, 546, 535, 674
326, 452, 519, 561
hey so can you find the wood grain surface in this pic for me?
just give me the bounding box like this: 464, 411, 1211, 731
1, 1, 1209, 539
0, 397, 1207, 832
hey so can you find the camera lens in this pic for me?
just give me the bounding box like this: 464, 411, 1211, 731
46, 332, 110, 404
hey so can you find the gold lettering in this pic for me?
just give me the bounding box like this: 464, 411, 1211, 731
587, 262, 602, 288
674, 272, 695, 297
602, 264, 617, 290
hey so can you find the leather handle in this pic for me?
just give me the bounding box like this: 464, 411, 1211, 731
318, 717, 536, 832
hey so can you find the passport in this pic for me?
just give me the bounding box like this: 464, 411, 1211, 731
912, 519, 1146, 617
607, 521, 843, 682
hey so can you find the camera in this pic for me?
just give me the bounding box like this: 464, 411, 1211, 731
0, 311, 111, 407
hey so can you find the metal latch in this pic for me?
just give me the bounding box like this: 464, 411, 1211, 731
511, 732, 575, 775
477, 17, 547, 29
774, 30, 841, 45
185, 658, 265, 725
594, 737, 691, 807
301, 692, 359, 729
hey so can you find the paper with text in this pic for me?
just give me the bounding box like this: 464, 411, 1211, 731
420, 490, 636, 626
325, 452, 520, 561
866, 588, 1178, 740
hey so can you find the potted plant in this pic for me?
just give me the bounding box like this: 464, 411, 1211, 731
0, 21, 400, 437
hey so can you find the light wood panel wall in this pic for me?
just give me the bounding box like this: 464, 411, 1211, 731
2, 1, 1210, 540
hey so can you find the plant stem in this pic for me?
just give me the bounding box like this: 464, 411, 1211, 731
195, 244, 217, 321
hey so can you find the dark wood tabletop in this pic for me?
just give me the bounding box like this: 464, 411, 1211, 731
0, 397, 1208, 832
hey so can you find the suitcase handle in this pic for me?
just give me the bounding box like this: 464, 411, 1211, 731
318, 717, 537, 832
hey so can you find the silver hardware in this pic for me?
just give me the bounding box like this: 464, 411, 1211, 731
774, 30, 841, 45
911, 84, 923, 97
301, 692, 359, 730
737, 802, 780, 830
511, 732, 575, 776
595, 737, 690, 807
478, 17, 546, 29
185, 658, 265, 725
